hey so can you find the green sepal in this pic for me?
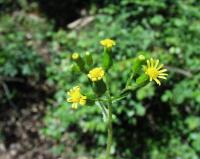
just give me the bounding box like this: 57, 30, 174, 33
102, 49, 113, 70
136, 74, 149, 87
132, 58, 145, 78
85, 93, 96, 106
93, 80, 107, 97
86, 98, 95, 106
84, 52, 93, 66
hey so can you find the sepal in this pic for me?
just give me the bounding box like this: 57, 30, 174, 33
93, 79, 107, 97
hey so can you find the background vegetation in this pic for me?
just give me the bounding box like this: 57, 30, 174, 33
0, 0, 200, 158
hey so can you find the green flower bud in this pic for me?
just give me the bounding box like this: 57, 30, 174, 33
132, 55, 146, 77
71, 53, 87, 73
85, 52, 93, 66
102, 49, 113, 70
93, 79, 107, 97
136, 74, 149, 87
71, 63, 80, 73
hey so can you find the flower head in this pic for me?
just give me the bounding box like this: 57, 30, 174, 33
72, 53, 79, 60
100, 39, 116, 49
88, 67, 105, 82
67, 86, 87, 109
144, 58, 168, 85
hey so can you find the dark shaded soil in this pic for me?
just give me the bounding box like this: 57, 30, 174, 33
0, 80, 55, 159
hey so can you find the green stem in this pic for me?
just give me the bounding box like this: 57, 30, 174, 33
98, 100, 108, 119
106, 99, 112, 159
105, 76, 113, 159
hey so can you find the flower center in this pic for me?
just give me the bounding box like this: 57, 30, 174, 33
91, 69, 102, 78
147, 67, 159, 79
71, 92, 81, 102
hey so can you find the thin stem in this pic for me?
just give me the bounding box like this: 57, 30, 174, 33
98, 99, 108, 119
112, 94, 128, 103
106, 98, 112, 159
126, 72, 134, 88
105, 76, 113, 159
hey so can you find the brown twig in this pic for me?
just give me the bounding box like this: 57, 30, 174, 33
67, 16, 94, 30
0, 76, 24, 83
1, 82, 17, 109
166, 66, 192, 77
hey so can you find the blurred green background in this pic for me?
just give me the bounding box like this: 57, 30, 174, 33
0, 0, 200, 158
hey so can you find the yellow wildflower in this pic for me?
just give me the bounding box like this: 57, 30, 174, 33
72, 53, 79, 60
144, 58, 168, 85
67, 86, 87, 109
100, 39, 116, 49
88, 67, 105, 82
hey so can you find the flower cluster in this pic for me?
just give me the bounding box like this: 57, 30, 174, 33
67, 38, 168, 109
66, 38, 169, 159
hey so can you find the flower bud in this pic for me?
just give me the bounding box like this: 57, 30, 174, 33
132, 55, 146, 76
136, 74, 149, 87
71, 53, 87, 73
71, 63, 80, 73
93, 80, 107, 97
102, 49, 113, 70
84, 52, 93, 66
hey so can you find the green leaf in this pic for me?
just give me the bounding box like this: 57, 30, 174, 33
134, 102, 146, 116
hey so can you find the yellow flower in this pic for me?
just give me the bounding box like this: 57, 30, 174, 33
100, 38, 116, 49
88, 67, 105, 82
144, 58, 168, 85
67, 86, 87, 109
72, 53, 79, 60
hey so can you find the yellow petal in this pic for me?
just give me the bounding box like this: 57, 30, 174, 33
158, 76, 167, 79
154, 78, 161, 85
155, 59, 159, 68
72, 103, 78, 109
158, 69, 167, 73
147, 60, 150, 67
159, 73, 168, 76
67, 98, 72, 102
79, 99, 86, 105
157, 64, 163, 70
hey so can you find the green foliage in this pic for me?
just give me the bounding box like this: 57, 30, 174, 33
0, 6, 52, 105
42, 0, 200, 158
1, 0, 199, 158
149, 137, 199, 159
0, 13, 52, 77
